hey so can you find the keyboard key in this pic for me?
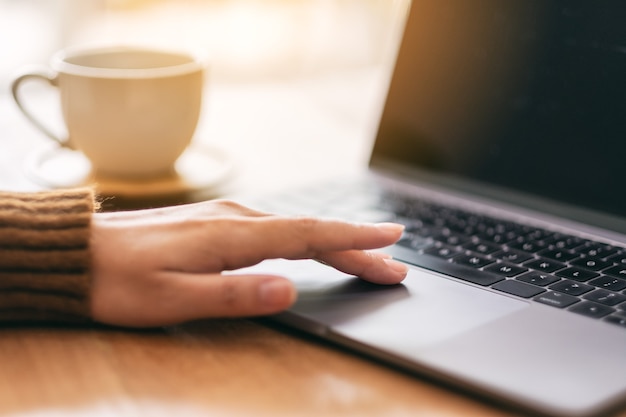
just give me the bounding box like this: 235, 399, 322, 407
603, 265, 626, 279
524, 258, 566, 273
423, 244, 460, 259
508, 240, 546, 253
606, 253, 626, 265
537, 248, 578, 262
484, 262, 527, 277
588, 276, 626, 292
397, 235, 432, 250
604, 316, 626, 328
517, 271, 560, 286
555, 267, 599, 282
583, 289, 626, 306
534, 291, 580, 308
492, 249, 532, 263
475, 231, 511, 244
570, 257, 613, 271
569, 302, 614, 319
492, 280, 545, 298
578, 243, 621, 259
463, 240, 500, 255
549, 280, 594, 296
453, 254, 494, 268
434, 232, 470, 246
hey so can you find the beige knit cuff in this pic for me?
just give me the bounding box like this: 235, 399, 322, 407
0, 188, 96, 323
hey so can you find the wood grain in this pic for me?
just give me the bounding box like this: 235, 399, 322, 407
0, 319, 535, 417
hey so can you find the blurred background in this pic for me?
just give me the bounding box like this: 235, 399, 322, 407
0, 0, 408, 198
1, 0, 405, 84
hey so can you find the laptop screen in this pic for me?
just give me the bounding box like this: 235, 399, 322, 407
370, 1, 626, 226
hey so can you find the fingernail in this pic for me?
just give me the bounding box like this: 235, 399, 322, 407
383, 258, 409, 275
375, 222, 405, 233
259, 280, 296, 308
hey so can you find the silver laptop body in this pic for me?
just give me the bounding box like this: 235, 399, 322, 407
239, 2, 626, 416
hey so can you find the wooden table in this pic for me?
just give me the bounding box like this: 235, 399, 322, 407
1, 72, 624, 417
0, 320, 523, 417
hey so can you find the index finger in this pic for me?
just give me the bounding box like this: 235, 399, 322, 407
205, 216, 405, 271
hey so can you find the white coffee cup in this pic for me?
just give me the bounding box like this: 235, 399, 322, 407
11, 46, 205, 179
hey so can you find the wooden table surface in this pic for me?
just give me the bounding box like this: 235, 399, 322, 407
1, 73, 624, 417
0, 320, 517, 417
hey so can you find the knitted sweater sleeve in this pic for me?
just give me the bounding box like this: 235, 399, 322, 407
0, 188, 97, 323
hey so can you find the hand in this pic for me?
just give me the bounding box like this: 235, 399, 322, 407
89, 200, 407, 327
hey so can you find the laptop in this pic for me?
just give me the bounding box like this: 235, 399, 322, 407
237, 1, 626, 416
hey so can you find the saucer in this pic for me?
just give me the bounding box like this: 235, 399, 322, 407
25, 143, 234, 197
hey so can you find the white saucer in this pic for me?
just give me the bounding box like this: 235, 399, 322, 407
25, 143, 234, 197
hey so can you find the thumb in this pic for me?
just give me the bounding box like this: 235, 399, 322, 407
108, 273, 297, 327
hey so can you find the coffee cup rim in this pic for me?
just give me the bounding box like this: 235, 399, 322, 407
51, 45, 205, 79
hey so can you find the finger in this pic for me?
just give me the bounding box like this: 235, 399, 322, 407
120, 273, 297, 326
316, 250, 408, 285
208, 218, 405, 271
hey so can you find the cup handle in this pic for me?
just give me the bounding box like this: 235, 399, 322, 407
10, 67, 73, 149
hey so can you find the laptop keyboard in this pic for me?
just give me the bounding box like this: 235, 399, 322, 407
247, 180, 626, 330
384, 193, 626, 327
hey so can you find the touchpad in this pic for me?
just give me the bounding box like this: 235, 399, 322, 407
255, 259, 527, 350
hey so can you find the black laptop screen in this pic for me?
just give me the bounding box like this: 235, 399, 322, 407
371, 1, 626, 220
